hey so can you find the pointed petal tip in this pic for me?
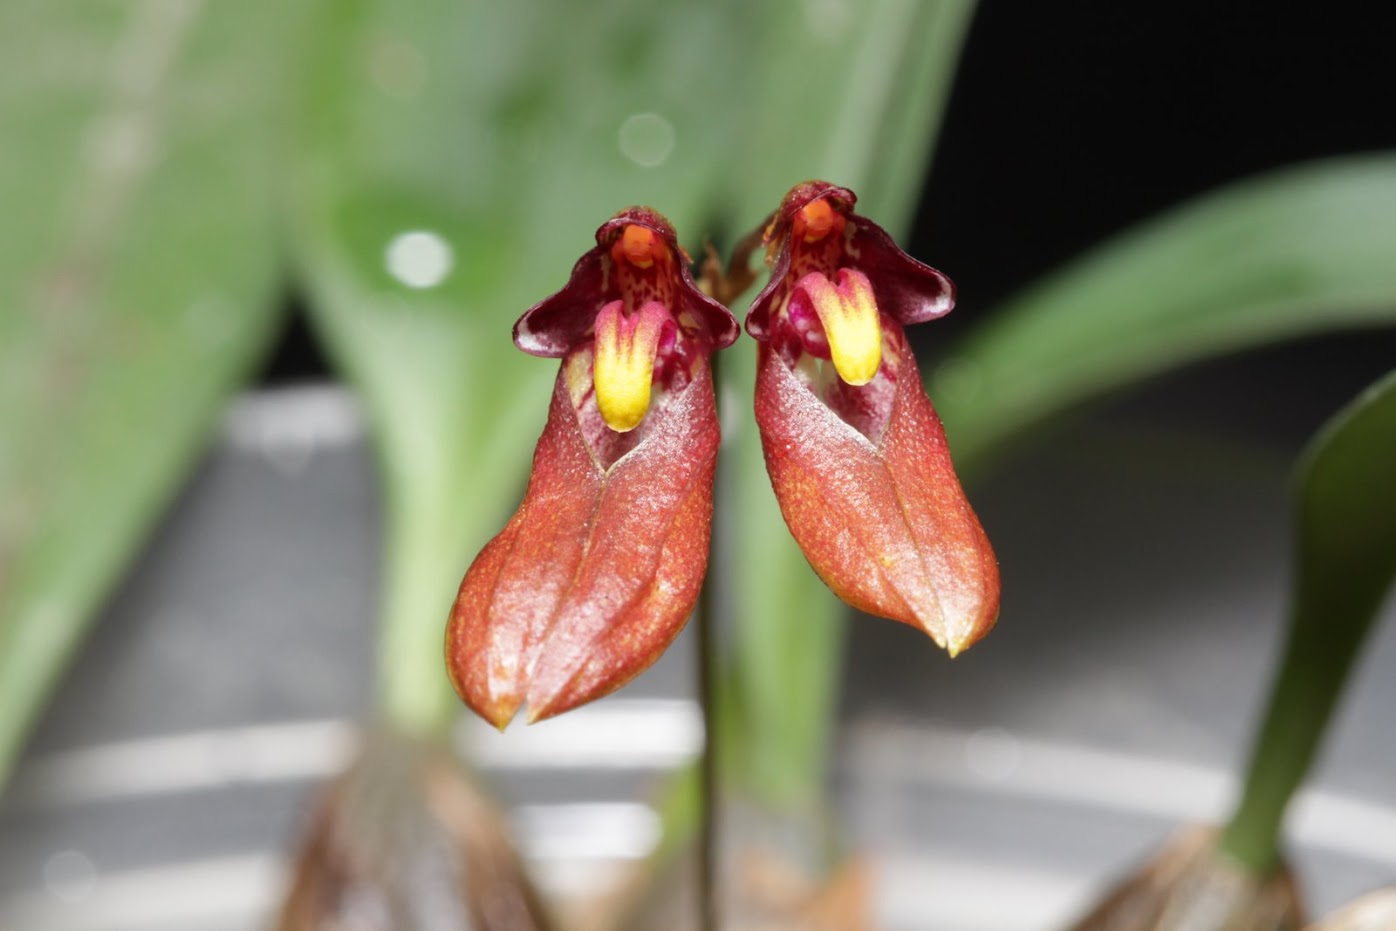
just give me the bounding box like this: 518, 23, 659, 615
916, 619, 979, 658
916, 618, 991, 659
945, 629, 975, 658
461, 689, 523, 732
484, 706, 520, 732
944, 607, 1001, 658
920, 622, 948, 651
521, 689, 576, 727
884, 586, 999, 658
522, 669, 600, 727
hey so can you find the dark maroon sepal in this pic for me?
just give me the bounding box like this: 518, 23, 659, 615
745, 181, 955, 340
514, 207, 737, 357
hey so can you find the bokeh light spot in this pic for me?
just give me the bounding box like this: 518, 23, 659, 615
618, 113, 676, 168
384, 230, 453, 290
43, 850, 97, 904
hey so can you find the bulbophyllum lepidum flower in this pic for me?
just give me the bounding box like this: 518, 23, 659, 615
446, 208, 738, 729
745, 181, 1000, 654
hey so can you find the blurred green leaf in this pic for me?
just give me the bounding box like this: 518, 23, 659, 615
1221, 367, 1396, 872
288, 0, 778, 734
729, 0, 976, 234
935, 155, 1396, 466
0, 0, 309, 785
716, 339, 845, 810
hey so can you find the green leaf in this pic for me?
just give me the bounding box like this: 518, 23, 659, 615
0, 0, 309, 786
934, 155, 1396, 466
1221, 367, 1396, 872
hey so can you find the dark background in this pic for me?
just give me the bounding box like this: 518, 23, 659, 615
922, 7, 1396, 313
918, 6, 1396, 451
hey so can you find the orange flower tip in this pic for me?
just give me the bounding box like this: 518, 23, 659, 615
593, 299, 669, 432
797, 269, 882, 385
945, 611, 998, 658
922, 625, 948, 651
611, 223, 662, 269
523, 703, 553, 726
473, 693, 523, 732
794, 197, 840, 243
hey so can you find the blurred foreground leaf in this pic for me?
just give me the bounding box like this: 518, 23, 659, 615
0, 0, 308, 786
1221, 367, 1396, 870
937, 155, 1396, 465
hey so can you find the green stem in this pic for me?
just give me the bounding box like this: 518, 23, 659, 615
696, 580, 718, 931
367, 348, 541, 738
1221, 372, 1396, 873
1220, 588, 1381, 873
377, 470, 468, 738
721, 335, 845, 814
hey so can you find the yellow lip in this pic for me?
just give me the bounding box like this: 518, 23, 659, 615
795, 268, 882, 386
593, 299, 671, 432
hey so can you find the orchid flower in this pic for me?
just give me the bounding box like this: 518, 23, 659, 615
745, 181, 1000, 655
445, 208, 738, 729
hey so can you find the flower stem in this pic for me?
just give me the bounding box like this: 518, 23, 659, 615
378, 473, 468, 739
694, 346, 727, 931
696, 578, 719, 931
